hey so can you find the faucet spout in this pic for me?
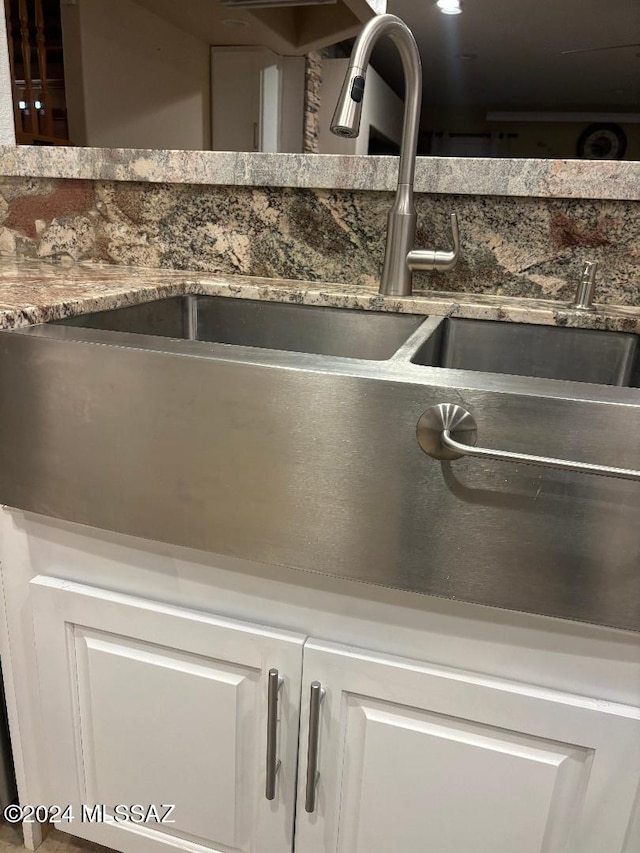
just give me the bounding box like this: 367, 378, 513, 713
332, 14, 422, 297
331, 14, 422, 189
332, 15, 459, 296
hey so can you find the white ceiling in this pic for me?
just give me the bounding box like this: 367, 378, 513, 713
131, 0, 379, 55
374, 0, 640, 109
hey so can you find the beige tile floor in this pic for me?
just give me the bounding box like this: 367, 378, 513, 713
0, 820, 111, 853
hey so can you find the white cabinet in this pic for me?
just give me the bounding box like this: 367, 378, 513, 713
30, 576, 305, 853
296, 640, 640, 853
28, 577, 640, 853
211, 48, 305, 153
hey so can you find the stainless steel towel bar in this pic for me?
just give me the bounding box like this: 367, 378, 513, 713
417, 403, 640, 482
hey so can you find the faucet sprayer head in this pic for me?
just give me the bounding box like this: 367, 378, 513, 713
330, 69, 366, 138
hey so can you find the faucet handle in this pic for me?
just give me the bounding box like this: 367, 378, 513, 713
446, 211, 460, 258
407, 212, 461, 273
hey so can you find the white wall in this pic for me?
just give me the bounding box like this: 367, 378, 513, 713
64, 0, 211, 150
0, 0, 15, 145
317, 58, 403, 155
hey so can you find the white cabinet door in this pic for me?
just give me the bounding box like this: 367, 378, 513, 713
30, 576, 305, 853
295, 639, 640, 853
211, 48, 282, 153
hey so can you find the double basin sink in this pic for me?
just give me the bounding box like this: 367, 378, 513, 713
1, 294, 640, 633
57, 294, 640, 387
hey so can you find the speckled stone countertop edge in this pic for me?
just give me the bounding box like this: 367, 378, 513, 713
0, 259, 639, 334
0, 147, 638, 201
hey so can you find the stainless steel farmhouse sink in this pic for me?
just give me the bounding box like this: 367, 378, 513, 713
57, 298, 640, 385
2, 295, 640, 633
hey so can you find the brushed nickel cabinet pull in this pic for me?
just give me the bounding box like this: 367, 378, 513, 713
304, 681, 325, 814
265, 668, 283, 801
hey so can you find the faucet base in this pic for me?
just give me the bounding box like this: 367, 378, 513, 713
379, 185, 416, 297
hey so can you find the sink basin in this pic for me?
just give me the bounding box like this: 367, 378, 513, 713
411, 318, 639, 386
57, 295, 427, 361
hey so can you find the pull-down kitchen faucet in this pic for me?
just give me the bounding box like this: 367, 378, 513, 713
331, 14, 460, 297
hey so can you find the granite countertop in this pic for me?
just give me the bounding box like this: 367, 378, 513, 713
1, 147, 638, 201
1, 256, 639, 333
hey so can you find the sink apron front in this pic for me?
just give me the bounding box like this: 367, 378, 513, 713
0, 327, 639, 632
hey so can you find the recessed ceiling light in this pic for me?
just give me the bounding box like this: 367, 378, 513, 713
436, 0, 462, 15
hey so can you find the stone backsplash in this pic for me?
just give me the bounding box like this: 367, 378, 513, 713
0, 175, 638, 305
